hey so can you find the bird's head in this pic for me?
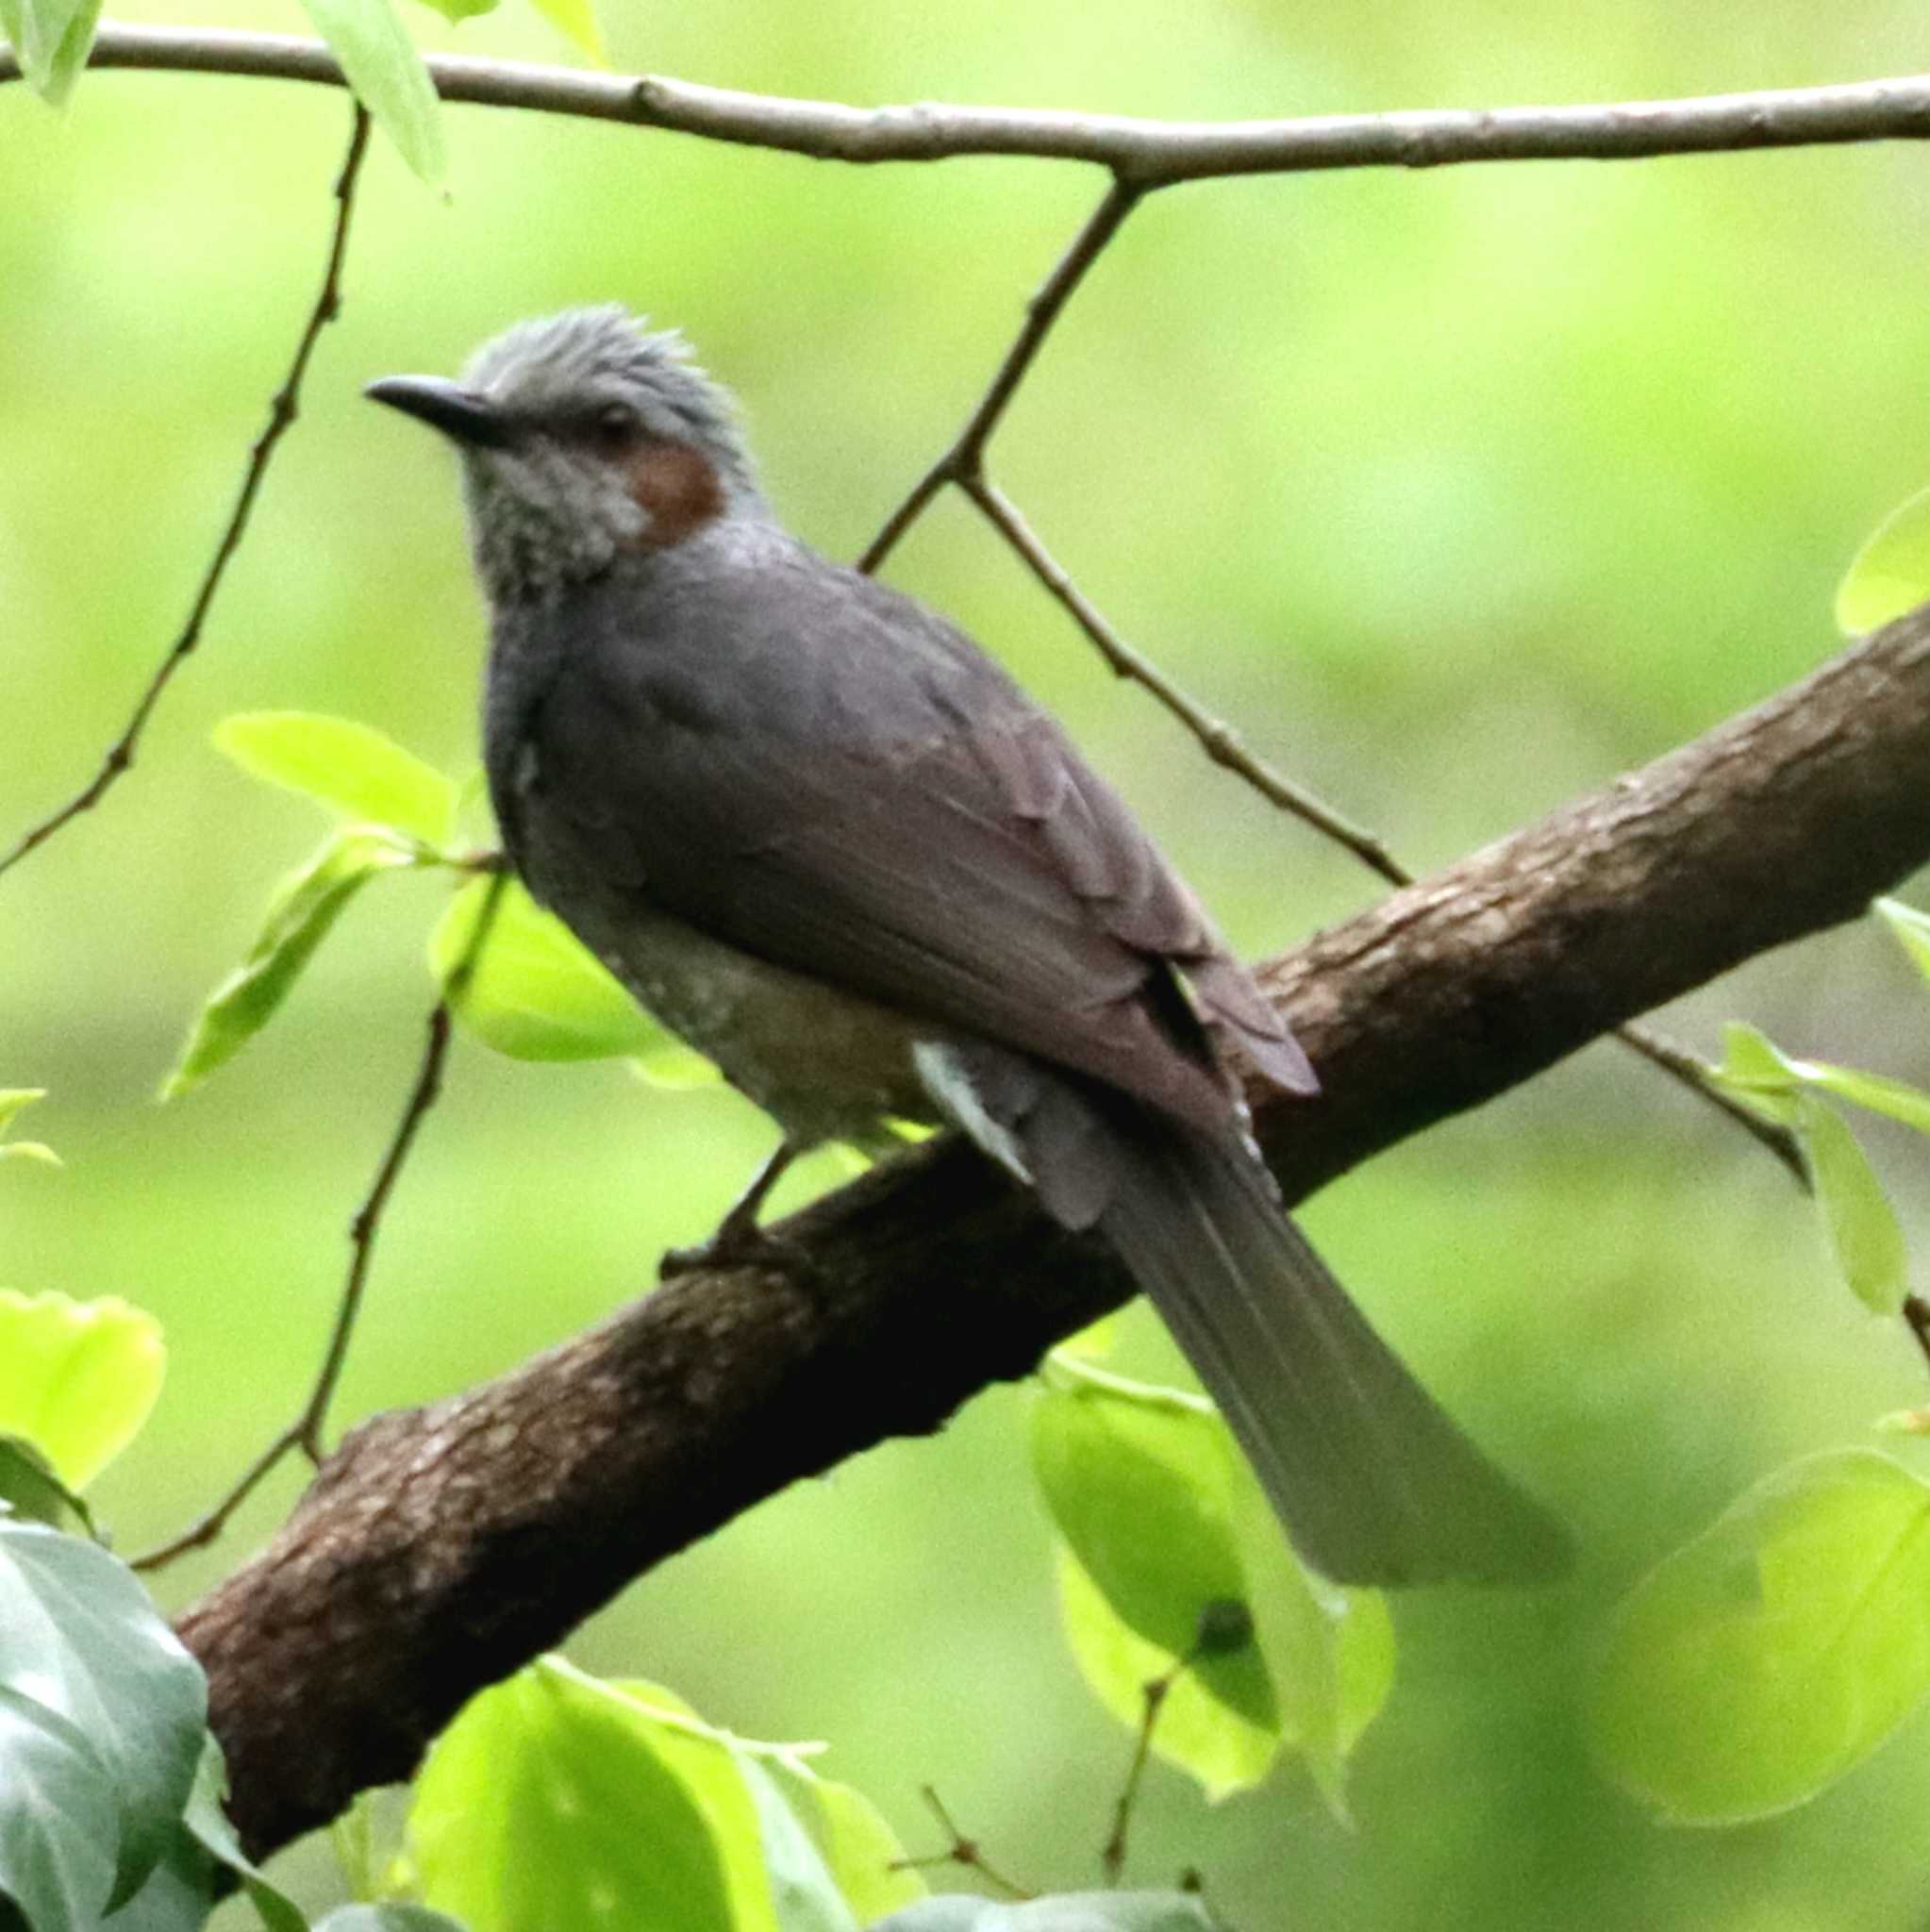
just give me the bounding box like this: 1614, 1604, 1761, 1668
367, 306, 766, 603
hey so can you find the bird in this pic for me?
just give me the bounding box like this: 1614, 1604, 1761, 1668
366, 306, 1566, 1587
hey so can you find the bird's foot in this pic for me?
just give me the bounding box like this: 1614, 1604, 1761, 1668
659, 1215, 805, 1279
657, 1215, 833, 1307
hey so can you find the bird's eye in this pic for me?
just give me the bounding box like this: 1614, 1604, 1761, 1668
591, 404, 641, 450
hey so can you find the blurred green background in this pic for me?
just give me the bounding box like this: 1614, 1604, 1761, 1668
8, 2, 1930, 1924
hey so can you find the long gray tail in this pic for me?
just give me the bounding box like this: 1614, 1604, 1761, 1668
1094, 1106, 1568, 1586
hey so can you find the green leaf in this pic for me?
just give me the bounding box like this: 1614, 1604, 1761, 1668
1228, 1464, 1392, 1820
1714, 1021, 1930, 1137
1031, 1368, 1280, 1800
0, 1291, 164, 1490
1794, 1094, 1908, 1314
410, 1659, 901, 1932
0, 1436, 95, 1536
164, 828, 418, 1100
1054, 1548, 1276, 1801
100, 1811, 221, 1932
1838, 483, 1930, 635
780, 1772, 924, 1924
216, 713, 458, 848
733, 1753, 858, 1932
431, 877, 661, 1062
523, 0, 604, 60
411, 1659, 742, 1932
176, 1737, 308, 1932
0, 0, 102, 102
1589, 1448, 1930, 1824
0, 1682, 119, 1929
298, 0, 448, 183
1706, 1023, 1801, 1122
0, 1520, 208, 1907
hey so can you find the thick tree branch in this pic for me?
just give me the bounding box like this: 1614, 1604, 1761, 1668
181, 604, 1930, 1859
7, 29, 1930, 182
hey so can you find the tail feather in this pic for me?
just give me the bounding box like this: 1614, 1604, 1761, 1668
915, 1038, 1567, 1586
1095, 1108, 1569, 1587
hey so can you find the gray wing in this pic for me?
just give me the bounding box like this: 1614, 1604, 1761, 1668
520, 544, 1313, 1135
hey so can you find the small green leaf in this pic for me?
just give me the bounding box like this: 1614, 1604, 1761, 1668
216, 713, 458, 848
781, 1772, 925, 1924
177, 1737, 308, 1932
1794, 1095, 1907, 1314
164, 828, 418, 1100
1031, 1367, 1280, 1800
1591, 1449, 1930, 1824
411, 1659, 742, 1932
1228, 1464, 1392, 1820
1055, 1548, 1277, 1800
0, 1520, 209, 1907
299, 0, 448, 183
734, 1753, 859, 1932
431, 877, 661, 1061
0, 1291, 164, 1490
0, 0, 101, 102
1838, 484, 1930, 635
523, 0, 604, 58
0, 1436, 93, 1535
1878, 896, 1930, 981
1706, 1023, 1801, 1123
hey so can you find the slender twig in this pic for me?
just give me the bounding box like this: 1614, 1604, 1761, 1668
11, 30, 1930, 184
966, 475, 1404, 875
858, 177, 1141, 575
134, 873, 508, 1572
960, 475, 1805, 1178
886, 1786, 1031, 1900
0, 102, 372, 885
1100, 1664, 1177, 1887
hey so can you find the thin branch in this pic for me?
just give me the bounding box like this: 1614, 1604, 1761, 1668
1101, 1668, 1174, 1887
134, 874, 507, 1573
858, 178, 1141, 574
964, 475, 1805, 1178
965, 475, 1404, 876
13, 29, 1930, 184
887, 1787, 1031, 1900
0, 102, 371, 885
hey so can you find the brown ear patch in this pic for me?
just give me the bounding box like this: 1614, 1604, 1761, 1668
624, 441, 725, 548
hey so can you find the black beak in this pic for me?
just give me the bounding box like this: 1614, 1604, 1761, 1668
364, 375, 513, 450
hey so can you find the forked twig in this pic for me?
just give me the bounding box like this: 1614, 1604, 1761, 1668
0, 101, 372, 885
887, 1785, 1032, 1900
859, 175, 1142, 575
134, 872, 508, 1572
